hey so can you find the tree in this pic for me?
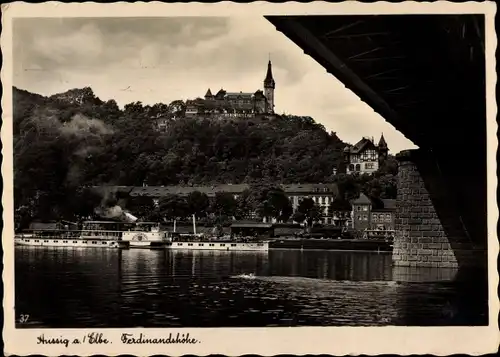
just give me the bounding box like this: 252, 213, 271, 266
247, 184, 292, 222
186, 191, 210, 219
158, 194, 188, 224
379, 155, 398, 176
328, 198, 352, 226
328, 197, 351, 213
292, 211, 306, 224
168, 100, 186, 117
235, 189, 253, 219
334, 173, 361, 201
126, 195, 158, 221
296, 197, 323, 227
210, 192, 237, 221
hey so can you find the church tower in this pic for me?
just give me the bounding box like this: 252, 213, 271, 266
263, 60, 275, 114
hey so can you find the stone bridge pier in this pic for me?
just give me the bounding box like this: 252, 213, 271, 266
392, 149, 486, 270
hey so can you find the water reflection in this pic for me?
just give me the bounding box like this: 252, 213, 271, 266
15, 247, 487, 328
269, 250, 393, 281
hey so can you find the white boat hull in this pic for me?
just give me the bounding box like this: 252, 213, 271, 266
14, 237, 119, 248
168, 241, 269, 251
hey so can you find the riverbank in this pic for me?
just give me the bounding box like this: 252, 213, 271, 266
269, 238, 392, 251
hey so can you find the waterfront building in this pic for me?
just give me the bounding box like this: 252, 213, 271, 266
114, 183, 338, 224
343, 134, 388, 174
185, 60, 276, 119
351, 193, 395, 231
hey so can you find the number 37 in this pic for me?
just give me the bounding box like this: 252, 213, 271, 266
19, 314, 29, 323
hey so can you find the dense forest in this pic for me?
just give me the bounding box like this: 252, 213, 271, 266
13, 86, 398, 226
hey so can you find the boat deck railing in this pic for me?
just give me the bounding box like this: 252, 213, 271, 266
17, 229, 124, 241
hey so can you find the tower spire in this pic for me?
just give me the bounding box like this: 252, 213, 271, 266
263, 58, 275, 114
264, 58, 275, 89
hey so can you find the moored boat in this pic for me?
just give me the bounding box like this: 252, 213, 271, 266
165, 232, 269, 251
14, 222, 122, 249
14, 221, 146, 249
120, 222, 171, 249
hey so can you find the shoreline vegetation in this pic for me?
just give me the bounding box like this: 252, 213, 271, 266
14, 86, 398, 230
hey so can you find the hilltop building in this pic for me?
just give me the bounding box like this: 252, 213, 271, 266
185, 60, 276, 119
343, 134, 388, 174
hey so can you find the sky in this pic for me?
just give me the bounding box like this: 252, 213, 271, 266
13, 16, 417, 153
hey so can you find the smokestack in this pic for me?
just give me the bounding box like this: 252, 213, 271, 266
192, 214, 197, 235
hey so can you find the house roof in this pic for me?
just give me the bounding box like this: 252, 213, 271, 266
127, 183, 339, 197
225, 92, 254, 98
347, 137, 377, 154
352, 193, 372, 204
378, 134, 388, 148
370, 197, 396, 210
353, 195, 396, 211
130, 184, 250, 197
231, 222, 274, 229
281, 183, 338, 195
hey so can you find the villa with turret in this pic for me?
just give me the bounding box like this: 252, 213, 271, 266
185, 60, 276, 118
343, 135, 389, 174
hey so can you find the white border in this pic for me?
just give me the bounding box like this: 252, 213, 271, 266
2, 2, 498, 356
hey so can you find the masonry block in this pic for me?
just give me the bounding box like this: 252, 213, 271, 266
392, 149, 479, 268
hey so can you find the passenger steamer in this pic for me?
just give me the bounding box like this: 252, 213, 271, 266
14, 221, 124, 248
14, 221, 170, 249
166, 233, 269, 252
15, 219, 269, 251
162, 215, 269, 251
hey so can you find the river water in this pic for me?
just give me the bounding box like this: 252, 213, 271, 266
15, 247, 488, 328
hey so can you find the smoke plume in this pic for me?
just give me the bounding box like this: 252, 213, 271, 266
94, 187, 138, 223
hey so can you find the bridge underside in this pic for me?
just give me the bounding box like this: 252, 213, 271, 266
267, 15, 487, 268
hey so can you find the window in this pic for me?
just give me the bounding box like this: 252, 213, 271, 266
365, 163, 374, 170
53, 240, 58, 243
357, 206, 362, 211
363, 215, 368, 221
102, 242, 107, 245
349, 164, 354, 171
83, 241, 87, 244
73, 241, 78, 243
231, 244, 237, 247
321, 197, 325, 204
44, 240, 49, 243
372, 214, 378, 221
199, 243, 204, 246
355, 164, 361, 171
92, 241, 97, 244
363, 206, 368, 211
178, 243, 183, 246
220, 244, 225, 247
209, 244, 214, 247
188, 243, 193, 246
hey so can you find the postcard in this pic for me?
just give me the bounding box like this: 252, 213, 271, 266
2, 1, 498, 356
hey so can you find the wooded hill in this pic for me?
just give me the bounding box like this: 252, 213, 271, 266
13, 86, 397, 224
